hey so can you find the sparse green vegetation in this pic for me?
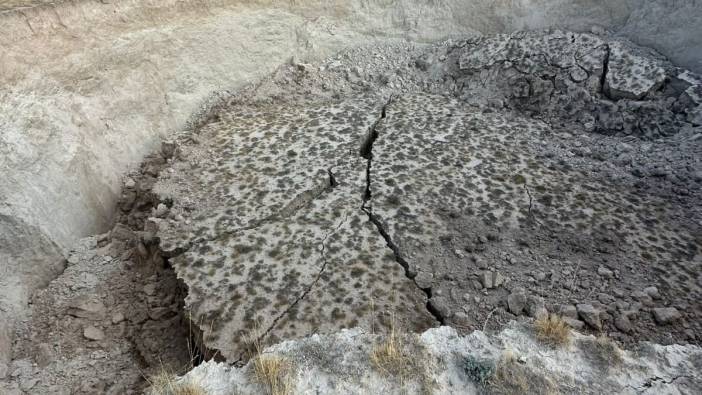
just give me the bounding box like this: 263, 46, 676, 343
463, 355, 495, 386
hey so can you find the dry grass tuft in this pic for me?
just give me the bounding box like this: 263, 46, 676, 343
148, 370, 207, 395
246, 324, 293, 395
252, 354, 293, 395
369, 317, 435, 394
534, 314, 571, 346
489, 351, 558, 395
370, 323, 414, 379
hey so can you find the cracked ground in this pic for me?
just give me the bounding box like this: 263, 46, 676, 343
144, 31, 702, 361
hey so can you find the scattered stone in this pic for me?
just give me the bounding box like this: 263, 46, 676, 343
597, 266, 613, 278
614, 315, 633, 333
557, 304, 578, 320
507, 290, 527, 315
652, 308, 681, 325
526, 296, 548, 319
415, 272, 434, 289
643, 286, 661, 300
66, 298, 106, 320
111, 312, 125, 325
577, 304, 602, 330
428, 296, 452, 320
161, 140, 177, 159
563, 317, 585, 330
83, 326, 105, 341
479, 271, 493, 289
632, 291, 654, 306
153, 203, 169, 218
143, 284, 157, 296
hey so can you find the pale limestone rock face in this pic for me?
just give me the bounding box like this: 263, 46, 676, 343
175, 324, 702, 395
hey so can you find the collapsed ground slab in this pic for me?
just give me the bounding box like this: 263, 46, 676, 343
368, 93, 701, 343
155, 97, 437, 361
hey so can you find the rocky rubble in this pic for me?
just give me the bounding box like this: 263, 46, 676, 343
1, 148, 197, 394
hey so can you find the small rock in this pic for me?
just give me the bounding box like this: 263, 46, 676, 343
563, 317, 585, 330
652, 307, 681, 325
415, 272, 434, 289
124, 178, 136, 189
632, 291, 654, 306
614, 315, 633, 333
111, 312, 125, 324
577, 304, 602, 330
67, 298, 106, 320
428, 296, 452, 320
558, 304, 578, 319
479, 271, 493, 289
83, 326, 105, 341
507, 291, 527, 315
526, 296, 548, 319
161, 141, 177, 159
143, 284, 157, 296
643, 286, 661, 300
153, 203, 169, 218
597, 266, 613, 278
452, 312, 471, 326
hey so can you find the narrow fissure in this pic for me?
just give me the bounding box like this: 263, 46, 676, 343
599, 44, 611, 98
360, 97, 446, 326
237, 212, 350, 364
207, 170, 339, 243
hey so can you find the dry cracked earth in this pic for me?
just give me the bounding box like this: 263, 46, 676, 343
5, 30, 702, 393
150, 31, 701, 360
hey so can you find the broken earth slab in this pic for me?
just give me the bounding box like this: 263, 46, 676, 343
154, 96, 437, 362
170, 324, 702, 395
454, 31, 690, 138
367, 93, 701, 333
147, 32, 702, 362
604, 41, 667, 101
